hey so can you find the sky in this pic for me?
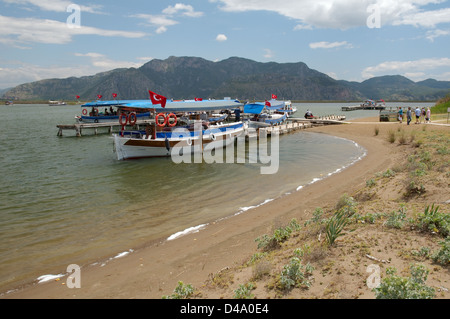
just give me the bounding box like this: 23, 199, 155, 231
0, 0, 450, 89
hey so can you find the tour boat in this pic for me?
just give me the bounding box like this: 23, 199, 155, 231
243, 101, 289, 128
82, 91, 245, 160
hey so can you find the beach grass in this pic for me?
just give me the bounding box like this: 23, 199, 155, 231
190, 123, 450, 299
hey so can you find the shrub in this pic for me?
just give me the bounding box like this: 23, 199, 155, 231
294, 244, 312, 258
388, 130, 396, 143
398, 132, 408, 145
384, 206, 407, 229
366, 179, 376, 188
404, 178, 426, 198
431, 237, 450, 265
382, 168, 396, 178
374, 264, 435, 299
304, 208, 324, 226
436, 146, 449, 155
279, 257, 314, 290
247, 252, 268, 266
362, 212, 382, 224
335, 193, 357, 216
412, 246, 431, 259
233, 283, 255, 299
415, 204, 449, 237
162, 281, 195, 299
255, 219, 301, 251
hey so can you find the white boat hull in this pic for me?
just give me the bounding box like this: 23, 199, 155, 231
113, 122, 245, 160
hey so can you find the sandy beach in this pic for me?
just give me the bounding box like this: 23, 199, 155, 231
3, 117, 449, 299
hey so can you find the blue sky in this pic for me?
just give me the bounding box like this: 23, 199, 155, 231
0, 0, 449, 89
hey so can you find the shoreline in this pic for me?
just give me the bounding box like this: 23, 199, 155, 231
0, 117, 413, 299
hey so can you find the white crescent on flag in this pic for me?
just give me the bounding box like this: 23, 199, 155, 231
149, 90, 167, 108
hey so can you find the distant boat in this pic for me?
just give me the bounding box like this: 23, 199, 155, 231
341, 99, 386, 111
275, 100, 297, 115
5, 101, 13, 105
243, 101, 289, 128
49, 100, 67, 106
76, 104, 151, 123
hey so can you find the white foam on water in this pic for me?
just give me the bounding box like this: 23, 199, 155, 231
294, 138, 367, 194
164, 136, 367, 247
167, 224, 208, 241
37, 274, 65, 284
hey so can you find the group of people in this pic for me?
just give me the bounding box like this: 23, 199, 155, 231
87, 106, 118, 116
398, 106, 431, 125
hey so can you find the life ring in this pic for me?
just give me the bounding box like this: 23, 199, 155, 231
156, 113, 167, 127
128, 112, 137, 125
119, 113, 128, 126
82, 108, 87, 115
167, 113, 177, 127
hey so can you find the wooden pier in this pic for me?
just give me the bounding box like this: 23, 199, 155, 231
57, 115, 345, 137
57, 120, 153, 137
341, 105, 385, 111
246, 115, 346, 138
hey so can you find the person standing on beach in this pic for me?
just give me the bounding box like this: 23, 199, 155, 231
415, 107, 421, 124
398, 107, 403, 123
407, 107, 412, 125
421, 107, 426, 123
426, 107, 431, 123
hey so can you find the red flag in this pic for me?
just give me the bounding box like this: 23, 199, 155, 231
97, 95, 103, 100
272, 94, 277, 99
112, 93, 118, 99
149, 90, 167, 108
76, 95, 80, 99
265, 100, 271, 107
195, 98, 203, 101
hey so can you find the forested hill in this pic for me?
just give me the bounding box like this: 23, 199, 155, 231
3, 56, 450, 101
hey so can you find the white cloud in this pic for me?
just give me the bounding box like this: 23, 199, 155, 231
2, 0, 103, 14
263, 48, 274, 58
0, 62, 90, 88
309, 41, 352, 49
74, 52, 144, 70
326, 72, 338, 80
0, 15, 146, 46
393, 7, 450, 28
134, 3, 203, 34
425, 29, 450, 42
133, 14, 179, 34
0, 53, 148, 88
362, 57, 450, 80
215, 0, 450, 30
216, 34, 228, 41
162, 3, 204, 18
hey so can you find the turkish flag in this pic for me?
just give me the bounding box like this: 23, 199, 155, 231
272, 94, 277, 99
97, 95, 103, 100
112, 93, 118, 98
195, 98, 203, 101
265, 100, 271, 107
149, 90, 167, 108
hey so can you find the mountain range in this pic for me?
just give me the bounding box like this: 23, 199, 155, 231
2, 56, 450, 102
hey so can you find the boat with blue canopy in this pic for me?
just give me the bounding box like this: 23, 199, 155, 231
93, 91, 246, 160
243, 100, 289, 128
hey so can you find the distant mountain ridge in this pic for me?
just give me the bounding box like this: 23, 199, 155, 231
3, 56, 450, 101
